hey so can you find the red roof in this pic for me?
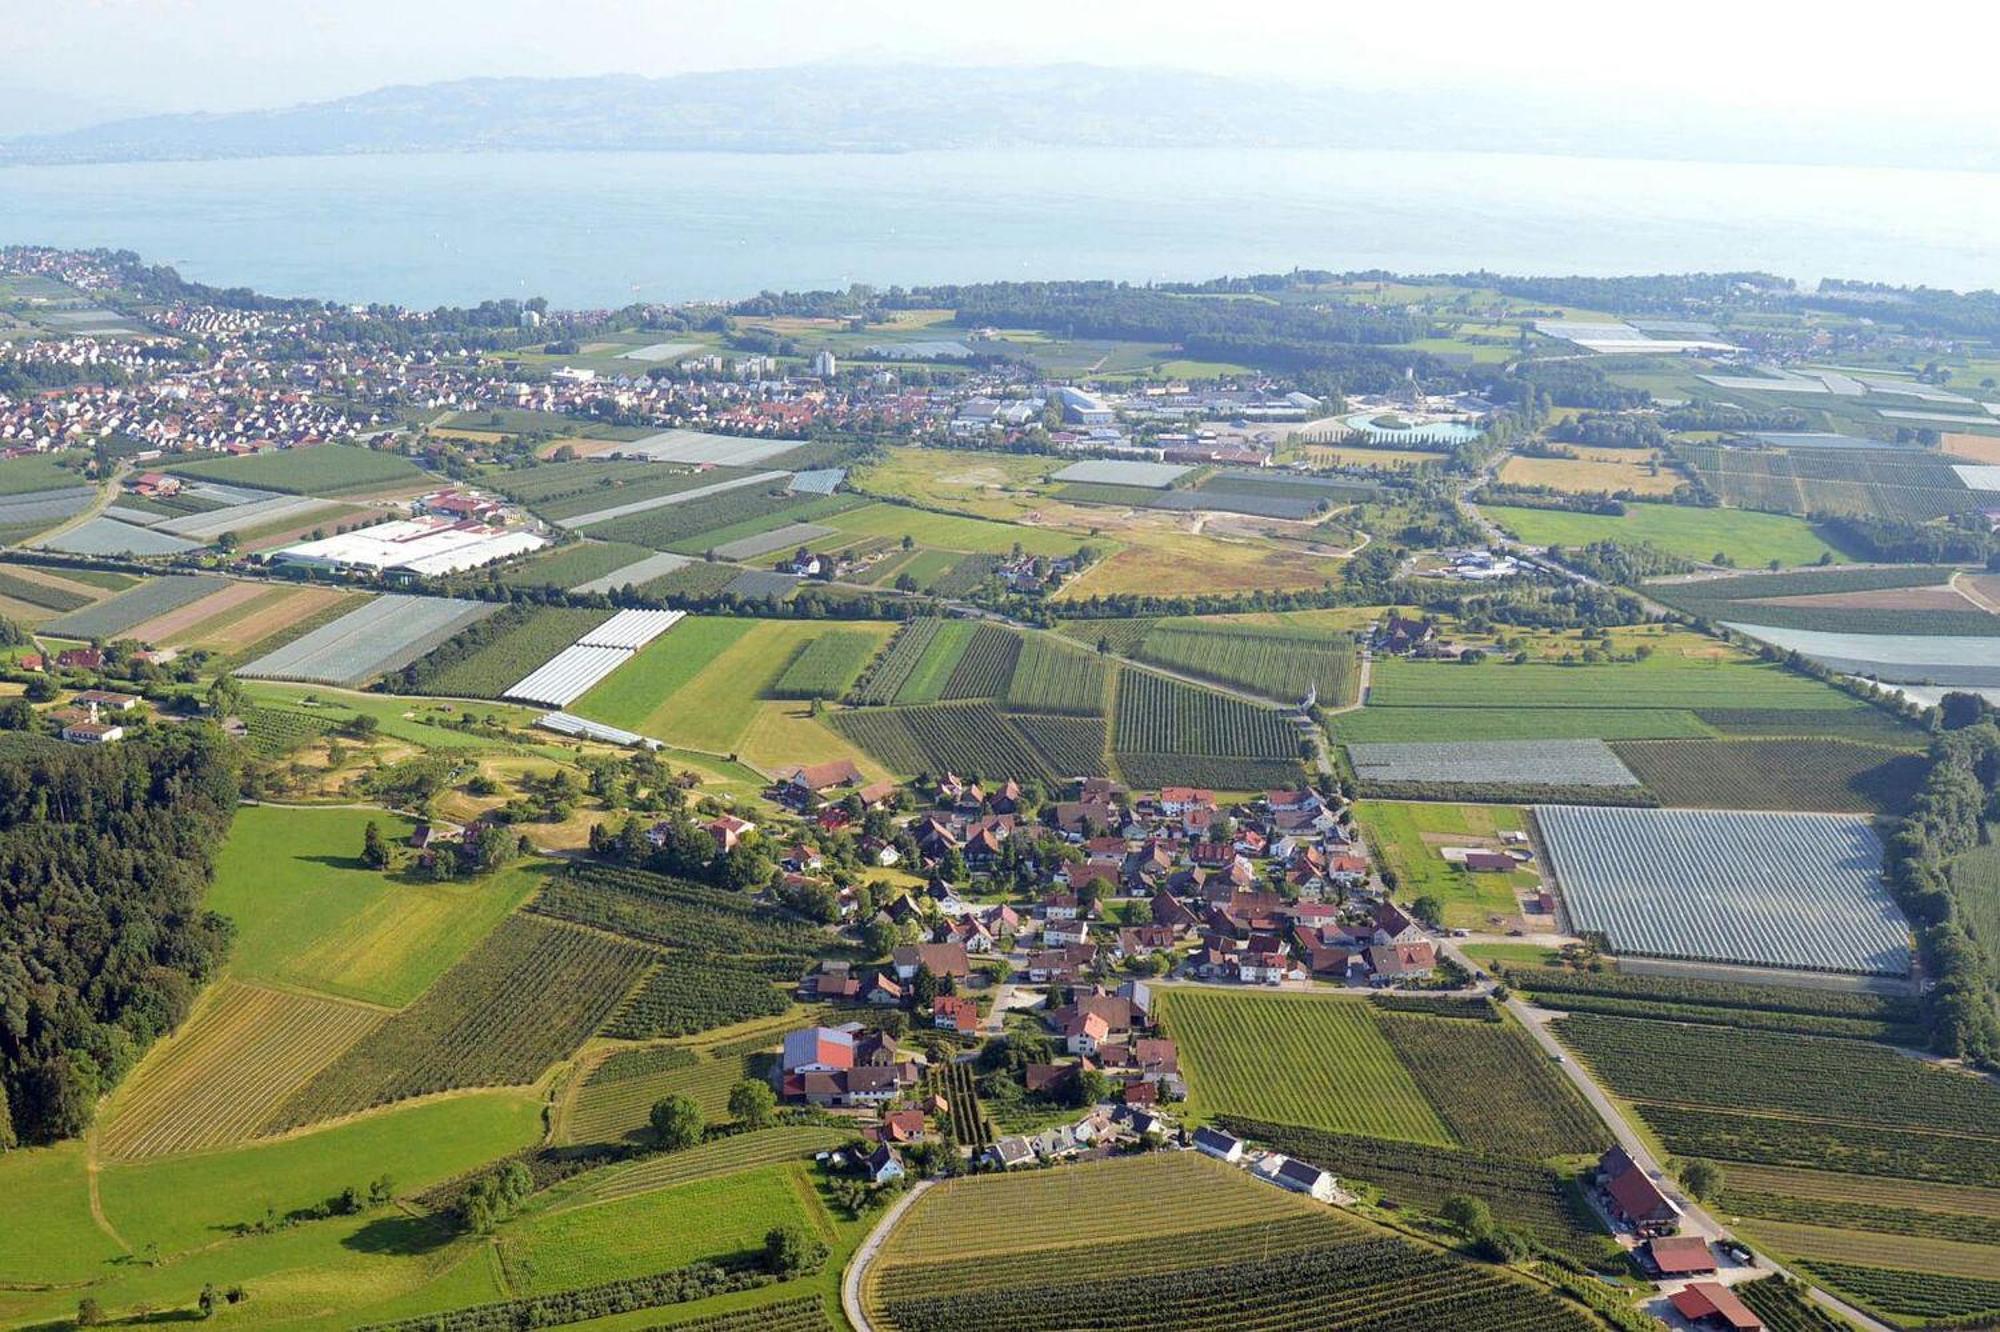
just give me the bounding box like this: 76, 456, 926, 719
1605, 1162, 1675, 1223
1669, 1283, 1762, 1331
1647, 1235, 1716, 1276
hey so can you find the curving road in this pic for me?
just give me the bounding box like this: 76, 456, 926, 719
840, 1178, 933, 1332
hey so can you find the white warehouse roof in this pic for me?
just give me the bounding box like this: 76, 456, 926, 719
273, 518, 548, 577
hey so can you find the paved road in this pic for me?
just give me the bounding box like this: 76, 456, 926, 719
841, 1178, 933, 1332
1506, 995, 1895, 1332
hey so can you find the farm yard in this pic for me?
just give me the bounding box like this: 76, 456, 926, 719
1354, 801, 1543, 929
1535, 805, 1910, 976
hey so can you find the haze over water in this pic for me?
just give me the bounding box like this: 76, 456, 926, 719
5, 146, 1997, 306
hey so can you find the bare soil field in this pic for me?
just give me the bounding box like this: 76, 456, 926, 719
1942, 432, 2000, 464
1499, 449, 1682, 497
1740, 583, 1982, 612
190, 584, 362, 654
125, 579, 271, 645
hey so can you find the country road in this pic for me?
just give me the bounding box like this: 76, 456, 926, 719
1505, 995, 1896, 1332
840, 1178, 933, 1332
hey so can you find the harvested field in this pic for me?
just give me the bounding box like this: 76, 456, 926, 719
1536, 805, 1909, 976
1942, 432, 2000, 464
43, 574, 230, 639
185, 585, 362, 655
98, 981, 383, 1160
122, 578, 270, 646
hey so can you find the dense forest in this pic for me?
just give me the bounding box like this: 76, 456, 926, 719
0, 727, 241, 1146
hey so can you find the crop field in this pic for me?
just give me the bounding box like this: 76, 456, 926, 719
241, 593, 498, 685
1352, 801, 1539, 928
265, 915, 655, 1130
770, 630, 877, 700
1133, 621, 1357, 704
0, 454, 87, 494
575, 618, 892, 752
1610, 738, 1926, 814
395, 604, 612, 697
1003, 634, 1109, 714
830, 701, 1064, 782
874, 1152, 1325, 1265
1348, 739, 1640, 787
0, 563, 98, 611
1792, 1261, 2000, 1325
139, 581, 348, 656
1057, 616, 1156, 655
604, 955, 792, 1038
870, 1153, 1595, 1332
1719, 622, 2000, 689
492, 539, 655, 591
595, 488, 860, 554
531, 862, 828, 961
97, 981, 386, 1160
1734, 1277, 1852, 1332
1215, 1120, 1611, 1262
571, 614, 755, 729
1497, 449, 1683, 497
165, 443, 430, 495
541, 468, 766, 526
557, 1126, 852, 1209
1499, 967, 1925, 1045
1484, 501, 1850, 566
1113, 668, 1298, 758
1008, 713, 1109, 778
499, 1163, 812, 1295
1647, 565, 2000, 637
1691, 705, 1923, 746
1723, 1190, 2000, 1248
1114, 751, 1301, 791
1557, 1014, 2000, 1139
935, 623, 1021, 699
1154, 990, 1453, 1144
41, 572, 229, 639
1334, 649, 1875, 745
1641, 1101, 2000, 1188
563, 1050, 759, 1143
1535, 805, 1909, 975
1676, 443, 1983, 521
1373, 1012, 1609, 1159
851, 618, 941, 704
820, 501, 1082, 557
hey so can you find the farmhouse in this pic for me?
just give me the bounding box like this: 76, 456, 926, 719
1598, 1146, 1681, 1236
890, 941, 970, 982
932, 995, 979, 1033
1256, 1154, 1339, 1203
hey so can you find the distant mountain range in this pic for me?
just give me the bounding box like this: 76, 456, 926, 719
1, 63, 1989, 173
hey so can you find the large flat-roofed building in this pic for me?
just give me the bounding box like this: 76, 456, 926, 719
270, 518, 546, 579
1054, 385, 1114, 425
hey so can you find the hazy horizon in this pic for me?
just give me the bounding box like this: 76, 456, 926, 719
7, 0, 2000, 168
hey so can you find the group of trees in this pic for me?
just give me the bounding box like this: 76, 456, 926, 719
588, 812, 776, 893
0, 727, 241, 1145
1883, 717, 2000, 1065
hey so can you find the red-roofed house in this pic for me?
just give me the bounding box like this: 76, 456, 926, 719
1644, 1235, 1716, 1277
932, 995, 980, 1033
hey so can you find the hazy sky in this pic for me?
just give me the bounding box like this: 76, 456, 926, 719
7, 0, 1997, 127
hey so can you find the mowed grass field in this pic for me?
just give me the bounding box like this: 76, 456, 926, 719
499, 1163, 821, 1295
1356, 802, 1540, 928
1154, 990, 1453, 1145
821, 501, 1082, 556
1482, 502, 1849, 567
1496, 448, 1683, 497
576, 617, 897, 754
208, 805, 543, 1007
1334, 641, 1876, 744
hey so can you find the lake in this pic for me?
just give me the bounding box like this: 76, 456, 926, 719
3, 147, 1997, 306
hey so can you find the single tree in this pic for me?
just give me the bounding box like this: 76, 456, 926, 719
728, 1078, 777, 1129
1440, 1194, 1493, 1239
361, 820, 391, 870
1680, 1158, 1724, 1201
649, 1093, 705, 1150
